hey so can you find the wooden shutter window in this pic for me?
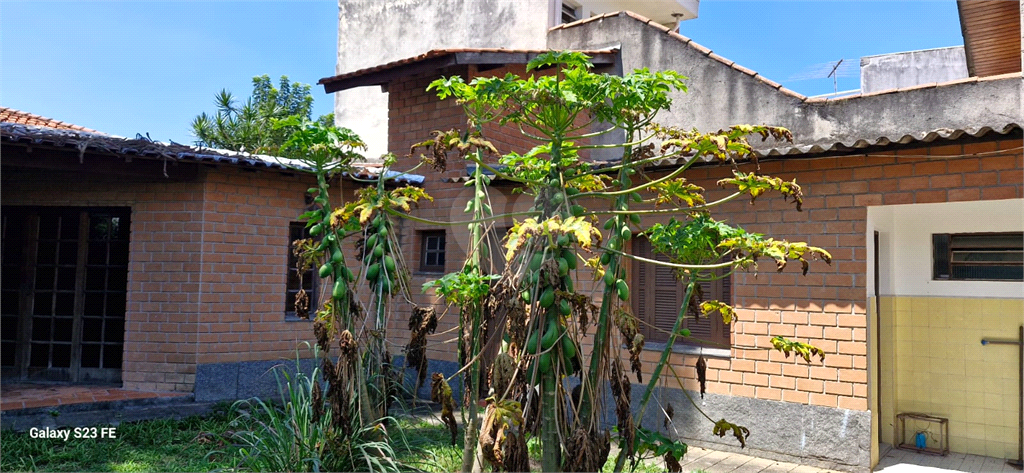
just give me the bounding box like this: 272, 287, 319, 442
631, 238, 731, 348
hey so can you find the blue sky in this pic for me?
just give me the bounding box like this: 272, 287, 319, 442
2, 1, 963, 144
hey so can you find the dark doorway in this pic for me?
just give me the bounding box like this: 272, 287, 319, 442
1, 206, 130, 383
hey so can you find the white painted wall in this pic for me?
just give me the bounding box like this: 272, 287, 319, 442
573, 0, 699, 25
867, 199, 1024, 298
334, 0, 550, 159
860, 46, 968, 94
331, 0, 702, 159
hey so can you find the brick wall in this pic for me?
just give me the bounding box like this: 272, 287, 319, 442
630, 138, 1021, 411
2, 159, 337, 392
191, 169, 327, 368
379, 90, 1022, 410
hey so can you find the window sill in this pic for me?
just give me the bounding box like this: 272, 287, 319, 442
416, 270, 447, 276
640, 341, 731, 359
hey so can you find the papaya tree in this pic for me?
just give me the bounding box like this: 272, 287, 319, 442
277, 117, 431, 470
401, 52, 831, 472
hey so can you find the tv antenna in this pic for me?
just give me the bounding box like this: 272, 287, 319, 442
827, 59, 844, 95
787, 58, 858, 96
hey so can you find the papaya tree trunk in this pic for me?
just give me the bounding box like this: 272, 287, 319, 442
460, 147, 488, 472
541, 370, 561, 471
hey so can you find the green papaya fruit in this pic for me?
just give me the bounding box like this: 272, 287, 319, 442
561, 334, 577, 359
538, 352, 551, 372
561, 249, 577, 269
540, 320, 559, 350
616, 279, 629, 301
366, 263, 380, 282
530, 253, 544, 271
539, 287, 555, 309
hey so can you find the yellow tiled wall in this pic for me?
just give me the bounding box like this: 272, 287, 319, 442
878, 296, 1022, 459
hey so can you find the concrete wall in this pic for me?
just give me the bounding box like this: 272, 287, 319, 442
547, 13, 1022, 154
334, 0, 550, 159
548, 13, 807, 139
860, 46, 968, 94
570, 0, 700, 25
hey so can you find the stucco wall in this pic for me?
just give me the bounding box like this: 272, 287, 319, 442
334, 0, 550, 159
860, 46, 968, 94
547, 13, 1022, 153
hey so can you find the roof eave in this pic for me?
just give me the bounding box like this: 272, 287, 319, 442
319, 49, 618, 93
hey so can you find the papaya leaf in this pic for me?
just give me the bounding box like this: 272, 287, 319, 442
650, 178, 706, 208
717, 171, 804, 211
712, 419, 750, 448
700, 300, 735, 324
770, 335, 826, 363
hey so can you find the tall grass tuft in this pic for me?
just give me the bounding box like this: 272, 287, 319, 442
229, 352, 400, 472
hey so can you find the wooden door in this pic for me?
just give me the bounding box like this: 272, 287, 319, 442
1, 207, 130, 383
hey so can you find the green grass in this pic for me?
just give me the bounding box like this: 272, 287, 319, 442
0, 406, 237, 472
2, 406, 669, 472
392, 417, 465, 473
390, 415, 665, 473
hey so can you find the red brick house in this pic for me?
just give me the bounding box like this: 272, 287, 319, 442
0, 108, 421, 401
319, 6, 1022, 471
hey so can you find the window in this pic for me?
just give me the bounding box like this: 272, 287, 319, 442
286, 222, 317, 319
420, 230, 447, 273
933, 232, 1023, 281
560, 1, 578, 23
631, 237, 731, 348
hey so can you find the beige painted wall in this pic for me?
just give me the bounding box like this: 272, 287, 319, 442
878, 295, 1021, 459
